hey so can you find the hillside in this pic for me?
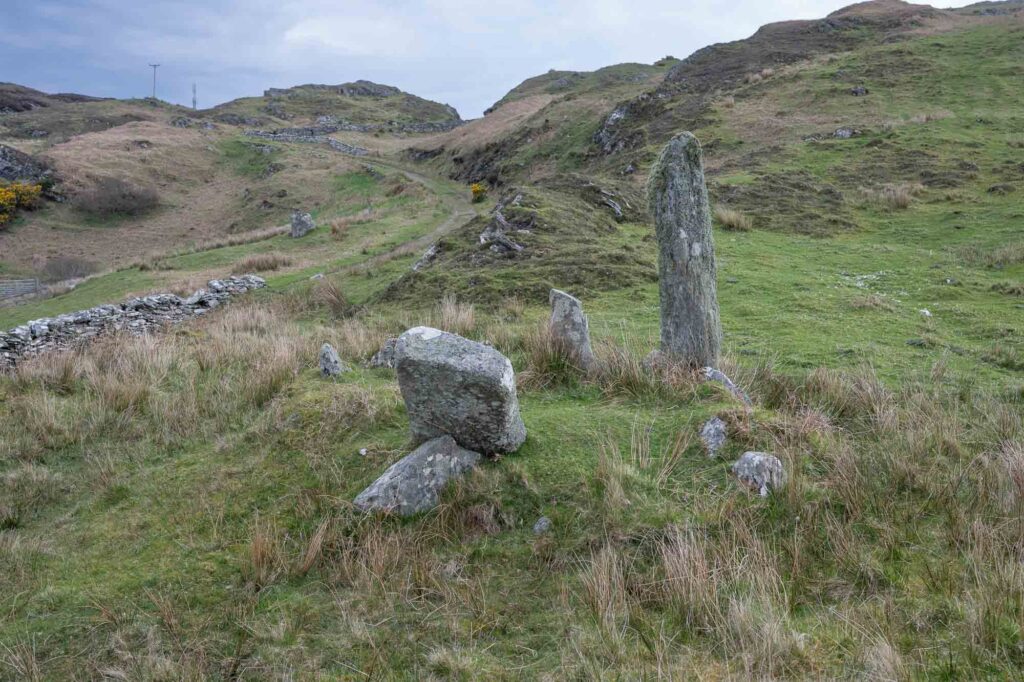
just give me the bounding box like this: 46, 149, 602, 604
1, 1, 1023, 678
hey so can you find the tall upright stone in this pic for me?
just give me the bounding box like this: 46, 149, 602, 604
647, 132, 722, 367
549, 289, 596, 372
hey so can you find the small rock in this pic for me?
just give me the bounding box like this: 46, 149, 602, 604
353, 435, 482, 516
919, 309, 932, 318
732, 451, 785, 497
700, 416, 727, 457
367, 337, 398, 369
290, 211, 316, 238
849, 86, 869, 96
833, 127, 860, 139
703, 367, 753, 408
359, 448, 368, 457
533, 516, 552, 535
310, 273, 325, 280
319, 343, 347, 377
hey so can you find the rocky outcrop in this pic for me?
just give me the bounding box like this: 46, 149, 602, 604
648, 132, 722, 367
290, 211, 316, 238
732, 452, 785, 496
0, 275, 266, 371
243, 129, 369, 157
395, 327, 526, 454
353, 435, 481, 516
549, 289, 596, 371
0, 144, 52, 184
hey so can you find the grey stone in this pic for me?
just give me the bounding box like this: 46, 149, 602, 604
549, 289, 596, 371
395, 326, 526, 454
319, 343, 347, 377
701, 416, 727, 457
648, 132, 722, 367
367, 337, 398, 369
732, 452, 785, 497
703, 367, 753, 407
413, 243, 441, 272
290, 211, 315, 238
353, 435, 481, 516
533, 516, 552, 535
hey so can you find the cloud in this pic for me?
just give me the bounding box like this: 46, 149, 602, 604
1, 0, 977, 118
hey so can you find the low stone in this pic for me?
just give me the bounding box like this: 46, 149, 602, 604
353, 435, 481, 516
850, 86, 869, 96
549, 289, 596, 371
395, 326, 526, 454
290, 211, 316, 238
367, 337, 398, 369
703, 367, 753, 408
533, 516, 552, 535
319, 343, 346, 377
701, 416, 727, 457
732, 451, 785, 497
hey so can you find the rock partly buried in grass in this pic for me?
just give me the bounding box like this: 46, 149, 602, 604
353, 435, 481, 516
395, 326, 527, 454
319, 343, 347, 377
701, 416, 727, 457
290, 210, 315, 238
367, 337, 398, 369
703, 367, 753, 408
648, 132, 722, 367
533, 516, 552, 535
732, 451, 785, 497
549, 289, 596, 372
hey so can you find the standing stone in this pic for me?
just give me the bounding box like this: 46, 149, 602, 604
647, 132, 722, 367
549, 289, 596, 371
290, 210, 316, 238
319, 343, 346, 377
395, 327, 526, 454
353, 435, 481, 516
732, 451, 785, 497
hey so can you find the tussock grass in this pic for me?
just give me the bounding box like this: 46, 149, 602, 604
436, 293, 476, 336
231, 253, 292, 273
957, 242, 1024, 269
713, 205, 754, 231
861, 182, 925, 210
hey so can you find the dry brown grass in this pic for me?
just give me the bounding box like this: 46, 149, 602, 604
436, 293, 476, 337
862, 182, 925, 210
957, 241, 1024, 269
231, 253, 292, 274
713, 205, 753, 231
329, 212, 373, 239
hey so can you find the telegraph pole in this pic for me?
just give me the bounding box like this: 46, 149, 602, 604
149, 64, 160, 100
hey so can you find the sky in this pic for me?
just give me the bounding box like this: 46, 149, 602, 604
1, 0, 973, 119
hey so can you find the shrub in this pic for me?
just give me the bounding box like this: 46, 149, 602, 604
36, 256, 98, 283
0, 182, 43, 228
470, 183, 487, 203
713, 206, 753, 231
74, 177, 159, 217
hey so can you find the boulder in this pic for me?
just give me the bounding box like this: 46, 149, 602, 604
367, 337, 398, 369
290, 210, 316, 238
319, 343, 346, 377
353, 435, 481, 516
395, 326, 526, 454
549, 289, 596, 371
732, 452, 785, 497
700, 416, 727, 457
648, 132, 722, 367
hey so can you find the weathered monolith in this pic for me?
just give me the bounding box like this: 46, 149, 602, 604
549, 289, 596, 372
290, 211, 315, 238
647, 132, 722, 366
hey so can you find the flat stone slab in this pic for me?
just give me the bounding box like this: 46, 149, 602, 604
353, 435, 482, 516
395, 326, 526, 454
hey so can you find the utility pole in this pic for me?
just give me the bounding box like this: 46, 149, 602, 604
149, 64, 160, 100
192, 82, 197, 110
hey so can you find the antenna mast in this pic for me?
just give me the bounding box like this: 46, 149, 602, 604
192, 82, 197, 110
149, 64, 160, 100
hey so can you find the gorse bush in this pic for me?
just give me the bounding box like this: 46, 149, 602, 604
0, 182, 43, 229
470, 182, 487, 203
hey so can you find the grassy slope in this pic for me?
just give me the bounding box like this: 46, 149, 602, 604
1, 7, 1024, 681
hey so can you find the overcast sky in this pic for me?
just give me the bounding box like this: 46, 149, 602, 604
2, 0, 971, 119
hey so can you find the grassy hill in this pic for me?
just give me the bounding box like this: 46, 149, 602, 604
1, 1, 1023, 678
